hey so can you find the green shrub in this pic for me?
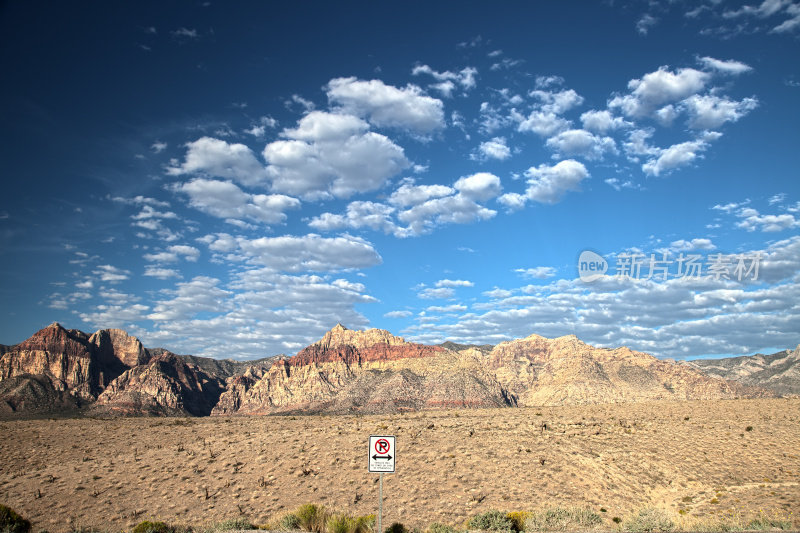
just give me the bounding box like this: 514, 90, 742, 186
746, 516, 792, 530
525, 507, 601, 531
384, 523, 407, 533
622, 508, 675, 533
327, 515, 354, 533
467, 510, 513, 532
427, 523, 456, 533
0, 505, 31, 533
505, 512, 529, 533
279, 513, 301, 530
204, 517, 255, 532
132, 521, 173, 533
296, 505, 330, 533
352, 515, 376, 533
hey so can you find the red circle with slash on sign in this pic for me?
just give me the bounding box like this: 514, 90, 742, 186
374, 438, 391, 454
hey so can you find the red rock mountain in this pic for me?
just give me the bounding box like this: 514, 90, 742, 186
0, 323, 785, 417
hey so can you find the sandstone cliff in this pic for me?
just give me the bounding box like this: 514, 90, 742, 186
684, 345, 800, 396
92, 352, 225, 416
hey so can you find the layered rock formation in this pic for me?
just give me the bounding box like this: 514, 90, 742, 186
212, 325, 773, 415
92, 352, 224, 416
0, 322, 790, 417
684, 345, 800, 396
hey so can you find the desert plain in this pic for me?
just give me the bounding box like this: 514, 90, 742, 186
1, 398, 798, 532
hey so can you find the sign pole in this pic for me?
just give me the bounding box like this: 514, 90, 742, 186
379, 472, 383, 533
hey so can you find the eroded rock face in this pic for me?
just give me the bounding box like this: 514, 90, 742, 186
90, 328, 149, 369
487, 333, 769, 406
0, 323, 98, 400
93, 352, 224, 416
684, 344, 800, 396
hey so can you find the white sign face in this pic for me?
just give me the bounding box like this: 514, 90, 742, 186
368, 435, 395, 473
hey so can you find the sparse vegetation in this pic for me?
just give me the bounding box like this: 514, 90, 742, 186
203, 517, 255, 532
505, 511, 530, 532
427, 523, 457, 533
621, 507, 674, 532
278, 513, 301, 530
131, 521, 174, 533
0, 504, 31, 533
384, 523, 407, 533
466, 510, 513, 532
524, 507, 601, 531
296, 504, 330, 533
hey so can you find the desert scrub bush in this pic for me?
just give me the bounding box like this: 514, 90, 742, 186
278, 513, 301, 530
131, 521, 174, 533
466, 510, 514, 532
0, 504, 31, 533
203, 517, 255, 532
525, 507, 601, 531
384, 523, 407, 533
622, 508, 675, 533
746, 514, 792, 531
427, 523, 457, 533
296, 505, 331, 533
352, 515, 375, 533
505, 512, 529, 533
327, 515, 355, 533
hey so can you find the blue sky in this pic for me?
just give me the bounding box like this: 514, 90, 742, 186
1, 1, 799, 359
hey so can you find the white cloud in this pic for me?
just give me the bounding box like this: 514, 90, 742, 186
723, 0, 791, 19
151, 141, 167, 153
517, 111, 571, 137
436, 279, 474, 288
110, 195, 170, 208
636, 14, 658, 34
148, 276, 232, 321
144, 266, 181, 279
499, 159, 589, 207
244, 116, 278, 137
308, 201, 398, 234
681, 94, 758, 129
418, 287, 455, 299
698, 56, 754, 75
768, 193, 786, 205
667, 238, 717, 252
263, 111, 409, 199
514, 267, 556, 279
609, 66, 710, 118
735, 207, 800, 232
411, 65, 478, 95
453, 172, 502, 201
426, 304, 467, 313
326, 77, 445, 133
93, 265, 131, 283
384, 310, 413, 318
174, 178, 300, 224
772, 3, 800, 32
535, 75, 564, 89
475, 137, 512, 160
167, 137, 269, 187
144, 245, 201, 263
236, 234, 382, 272
529, 88, 584, 115
642, 133, 720, 176
580, 110, 630, 133
389, 182, 454, 207
545, 129, 618, 160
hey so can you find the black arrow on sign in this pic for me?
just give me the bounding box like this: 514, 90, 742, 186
372, 454, 392, 460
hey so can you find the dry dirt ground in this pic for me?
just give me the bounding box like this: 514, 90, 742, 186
1, 399, 798, 532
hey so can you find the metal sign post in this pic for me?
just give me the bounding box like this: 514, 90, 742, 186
369, 435, 395, 533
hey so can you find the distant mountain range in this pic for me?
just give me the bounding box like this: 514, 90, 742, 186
0, 322, 794, 417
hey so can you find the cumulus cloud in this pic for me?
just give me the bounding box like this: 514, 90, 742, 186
384, 310, 413, 318
326, 77, 445, 133
609, 66, 710, 119
681, 94, 758, 129
236, 233, 382, 272
418, 287, 455, 299
93, 265, 131, 283
499, 159, 589, 207
263, 111, 409, 199
641, 132, 721, 176
545, 129, 618, 160
144, 266, 181, 279
167, 137, 269, 187
174, 178, 300, 224
144, 245, 201, 263
580, 110, 630, 133
735, 207, 800, 232
474, 137, 512, 160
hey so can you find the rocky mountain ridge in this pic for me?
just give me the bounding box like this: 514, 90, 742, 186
0, 322, 795, 417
